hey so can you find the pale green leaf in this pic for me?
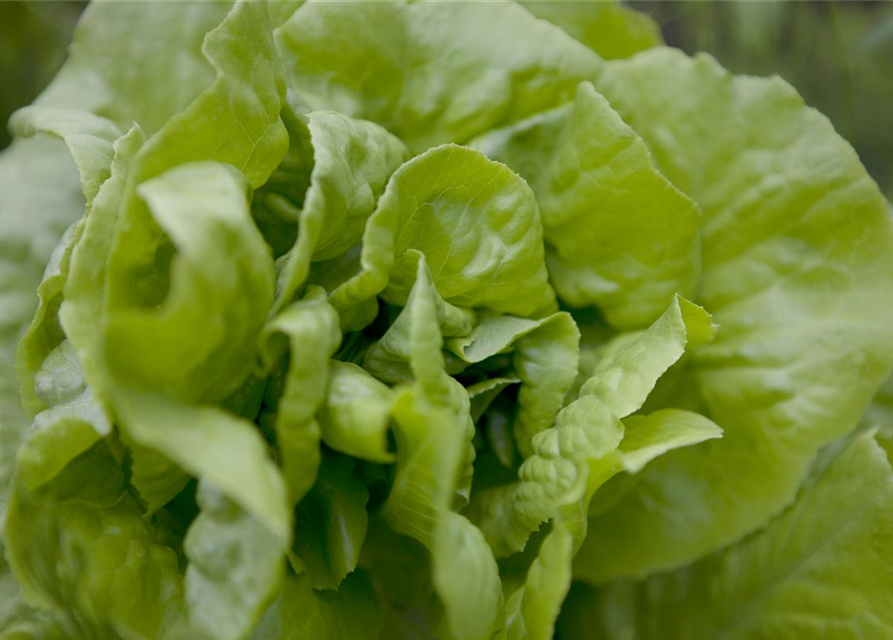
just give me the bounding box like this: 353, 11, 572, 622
276, 0, 603, 152
260, 287, 341, 505
474, 82, 700, 329
319, 362, 396, 464
330, 145, 557, 326
576, 432, 893, 640
184, 481, 285, 640
575, 49, 893, 581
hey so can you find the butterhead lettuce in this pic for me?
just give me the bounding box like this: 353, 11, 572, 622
2, 1, 893, 639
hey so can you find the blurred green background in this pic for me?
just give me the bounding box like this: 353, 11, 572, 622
1, 1, 891, 198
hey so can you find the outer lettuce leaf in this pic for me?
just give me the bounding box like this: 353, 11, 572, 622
59, 125, 144, 418
184, 481, 285, 640
0, 136, 84, 513
474, 82, 701, 329
276, 0, 603, 152
0, 136, 86, 630
36, 2, 231, 134
318, 362, 395, 464
260, 287, 341, 505
9, 108, 123, 419
100, 0, 288, 371
566, 431, 893, 640
330, 144, 557, 328
271, 110, 409, 314
520, 0, 662, 60
15, 342, 111, 500
575, 48, 893, 582
5, 426, 185, 640
380, 258, 504, 640
292, 455, 369, 590
9, 107, 120, 207
61, 0, 287, 405
57, 1, 288, 517
16, 224, 83, 418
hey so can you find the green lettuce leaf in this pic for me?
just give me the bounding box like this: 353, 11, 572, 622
318, 362, 395, 464
574, 48, 893, 582
59, 124, 144, 417
330, 144, 557, 327
520, 0, 663, 60
10, 108, 125, 420
275, 572, 382, 640
271, 110, 409, 314
502, 523, 573, 640
579, 294, 716, 417
276, 0, 603, 152
36, 2, 231, 134
565, 431, 893, 640
447, 312, 580, 459
292, 454, 369, 590
473, 294, 719, 558
5, 424, 185, 640
474, 82, 701, 329
103, 162, 274, 405
380, 257, 504, 640
9, 107, 120, 207
0, 136, 84, 512
184, 481, 285, 640
4, 3, 893, 637
260, 286, 341, 505
112, 387, 291, 545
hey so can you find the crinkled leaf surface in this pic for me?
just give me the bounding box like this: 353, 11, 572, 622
331, 144, 557, 325
3, 2, 893, 638
575, 49, 893, 583
271, 110, 409, 313
475, 82, 701, 329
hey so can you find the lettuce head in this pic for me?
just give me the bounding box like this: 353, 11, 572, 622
2, 2, 893, 639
